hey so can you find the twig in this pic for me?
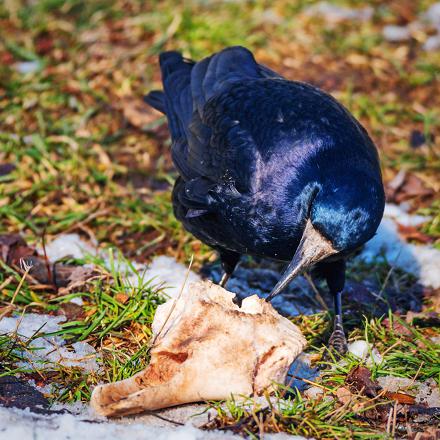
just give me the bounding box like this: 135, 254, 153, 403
41, 226, 54, 289
150, 255, 194, 348
303, 273, 328, 310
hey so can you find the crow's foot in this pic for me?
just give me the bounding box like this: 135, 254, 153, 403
327, 327, 348, 356
323, 315, 347, 361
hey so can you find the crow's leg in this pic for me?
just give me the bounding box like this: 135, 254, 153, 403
218, 249, 240, 288
328, 289, 347, 355
321, 260, 347, 355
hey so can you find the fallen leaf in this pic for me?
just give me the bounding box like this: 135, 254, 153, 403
115, 292, 129, 304
56, 302, 86, 321
346, 366, 378, 397
336, 386, 353, 405
35, 36, 54, 55
394, 174, 435, 204
385, 169, 406, 201
406, 311, 440, 327
408, 426, 440, 440
384, 391, 416, 405
67, 266, 95, 284
397, 224, 433, 244
0, 234, 36, 265
383, 317, 413, 337
389, 0, 418, 24
121, 97, 162, 129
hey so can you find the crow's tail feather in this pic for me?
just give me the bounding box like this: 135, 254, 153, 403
143, 90, 166, 114
155, 51, 195, 140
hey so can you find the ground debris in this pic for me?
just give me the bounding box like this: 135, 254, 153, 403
0, 233, 97, 290
346, 366, 379, 397
0, 376, 50, 413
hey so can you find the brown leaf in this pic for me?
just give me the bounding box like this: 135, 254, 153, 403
0, 234, 36, 265
389, 0, 418, 24
56, 302, 86, 321
406, 311, 440, 327
384, 391, 416, 405
336, 386, 353, 405
394, 174, 435, 204
67, 266, 94, 284
115, 293, 129, 304
382, 317, 413, 337
35, 36, 54, 55
385, 169, 406, 201
121, 98, 162, 129
386, 171, 435, 207
346, 366, 379, 397
408, 427, 440, 440
397, 224, 432, 244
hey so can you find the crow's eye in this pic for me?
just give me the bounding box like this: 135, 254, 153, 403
353, 212, 361, 221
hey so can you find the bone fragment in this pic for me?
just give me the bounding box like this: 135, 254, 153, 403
91, 281, 306, 417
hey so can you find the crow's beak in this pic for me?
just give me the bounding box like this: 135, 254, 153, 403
266, 219, 337, 302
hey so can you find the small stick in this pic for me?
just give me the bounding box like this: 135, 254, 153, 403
41, 226, 54, 288
150, 255, 194, 348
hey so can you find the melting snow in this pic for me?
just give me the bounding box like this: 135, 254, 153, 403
38, 233, 97, 261
0, 404, 306, 440
377, 376, 440, 408
141, 255, 201, 298
0, 313, 100, 372
38, 235, 200, 295
347, 340, 383, 366
303, 2, 373, 23
361, 216, 440, 289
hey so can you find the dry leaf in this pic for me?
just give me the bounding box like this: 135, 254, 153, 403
115, 293, 129, 304
56, 302, 86, 321
394, 174, 435, 204
121, 97, 162, 129
336, 386, 353, 405
384, 391, 416, 405
397, 224, 433, 244
382, 317, 413, 337
0, 234, 36, 265
346, 366, 378, 397
408, 427, 440, 440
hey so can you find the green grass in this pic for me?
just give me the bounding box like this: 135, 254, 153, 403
0, 0, 439, 436
205, 313, 439, 439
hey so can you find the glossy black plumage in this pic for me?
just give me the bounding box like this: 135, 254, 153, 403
145, 46, 385, 349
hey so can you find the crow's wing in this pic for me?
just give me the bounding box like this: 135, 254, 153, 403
145, 46, 282, 213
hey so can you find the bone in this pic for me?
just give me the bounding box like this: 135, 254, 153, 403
90, 281, 306, 417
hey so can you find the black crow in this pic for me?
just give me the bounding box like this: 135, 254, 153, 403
145, 46, 385, 353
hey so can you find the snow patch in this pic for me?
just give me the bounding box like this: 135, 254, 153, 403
304, 2, 373, 23
141, 255, 201, 298
38, 235, 200, 295
0, 313, 100, 372
0, 405, 298, 440
360, 204, 440, 289
39, 233, 97, 261
382, 25, 411, 42
383, 203, 431, 227
378, 376, 440, 408
348, 340, 382, 366
14, 61, 41, 74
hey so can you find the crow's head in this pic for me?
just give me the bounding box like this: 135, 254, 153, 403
310, 172, 385, 253
266, 170, 385, 301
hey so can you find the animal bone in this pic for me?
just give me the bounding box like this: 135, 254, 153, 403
90, 281, 306, 417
